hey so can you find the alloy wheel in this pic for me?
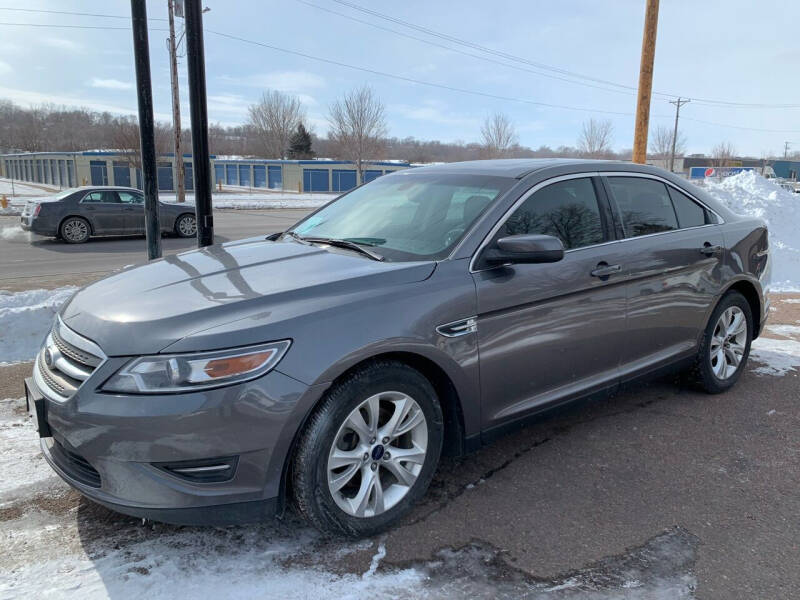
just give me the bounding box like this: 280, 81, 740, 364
178, 215, 197, 236
709, 306, 747, 380
63, 219, 88, 242
327, 391, 428, 518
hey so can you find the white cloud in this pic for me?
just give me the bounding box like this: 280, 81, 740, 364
221, 70, 325, 93
89, 78, 133, 91
41, 38, 81, 51
392, 100, 480, 129
0, 60, 11, 76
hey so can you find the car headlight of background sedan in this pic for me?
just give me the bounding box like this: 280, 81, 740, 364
101, 340, 291, 393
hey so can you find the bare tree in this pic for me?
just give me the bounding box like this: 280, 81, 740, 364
247, 90, 305, 159
649, 124, 686, 159
327, 86, 388, 182
711, 141, 737, 168
110, 116, 171, 173
480, 112, 518, 158
577, 118, 614, 158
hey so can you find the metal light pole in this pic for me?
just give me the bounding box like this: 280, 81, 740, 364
130, 0, 161, 260
632, 0, 660, 164
184, 0, 213, 247
167, 0, 185, 203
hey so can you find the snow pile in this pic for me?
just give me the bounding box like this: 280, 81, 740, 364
0, 287, 77, 364
161, 191, 336, 210
703, 171, 800, 291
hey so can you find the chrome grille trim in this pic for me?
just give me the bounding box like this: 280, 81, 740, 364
35, 317, 107, 403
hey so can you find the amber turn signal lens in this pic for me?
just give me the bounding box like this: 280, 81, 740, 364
203, 350, 275, 379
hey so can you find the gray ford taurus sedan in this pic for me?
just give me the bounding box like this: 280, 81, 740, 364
25, 159, 770, 536
20, 186, 197, 242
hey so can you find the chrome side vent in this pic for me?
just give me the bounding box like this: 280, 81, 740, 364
436, 316, 478, 338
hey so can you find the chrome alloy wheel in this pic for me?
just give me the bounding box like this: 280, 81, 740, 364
178, 214, 197, 236
63, 218, 89, 242
710, 306, 747, 380
327, 391, 428, 518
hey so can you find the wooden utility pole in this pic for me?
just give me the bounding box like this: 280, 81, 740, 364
632, 0, 660, 164
167, 0, 185, 203
668, 97, 689, 172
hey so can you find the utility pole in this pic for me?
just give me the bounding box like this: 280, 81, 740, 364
130, 0, 162, 260
184, 0, 213, 247
668, 97, 689, 172
167, 0, 185, 203
632, 0, 660, 164
784, 141, 791, 159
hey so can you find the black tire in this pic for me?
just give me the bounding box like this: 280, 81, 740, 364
691, 290, 753, 394
174, 213, 197, 238
292, 360, 444, 537
59, 217, 91, 244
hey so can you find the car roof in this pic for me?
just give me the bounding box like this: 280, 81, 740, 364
67, 186, 142, 193
403, 158, 658, 179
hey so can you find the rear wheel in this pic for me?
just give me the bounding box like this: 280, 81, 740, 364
692, 291, 753, 393
292, 360, 443, 536
60, 217, 90, 244
175, 213, 197, 238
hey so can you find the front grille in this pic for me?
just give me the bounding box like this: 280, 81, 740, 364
50, 439, 102, 488
34, 318, 106, 402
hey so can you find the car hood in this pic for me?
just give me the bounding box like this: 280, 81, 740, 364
61, 237, 436, 356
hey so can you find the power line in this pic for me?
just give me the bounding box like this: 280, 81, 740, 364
329, 0, 800, 110
0, 7, 167, 21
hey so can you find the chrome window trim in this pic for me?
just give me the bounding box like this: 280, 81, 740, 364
600, 171, 725, 225
469, 172, 600, 273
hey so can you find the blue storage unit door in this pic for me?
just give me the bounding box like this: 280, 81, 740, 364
214, 163, 224, 185
67, 161, 75, 186
157, 162, 174, 191
89, 160, 108, 186
136, 169, 143, 190
225, 164, 237, 185
58, 160, 67, 186
113, 161, 131, 187
303, 169, 329, 192
363, 170, 383, 184
239, 164, 251, 187
184, 162, 193, 190
253, 165, 267, 188
332, 170, 357, 192
49, 160, 57, 185
35, 160, 42, 182
268, 166, 282, 189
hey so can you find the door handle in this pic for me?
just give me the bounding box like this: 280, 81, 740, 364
591, 263, 621, 279
700, 243, 723, 256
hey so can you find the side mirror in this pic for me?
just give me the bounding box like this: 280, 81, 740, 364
482, 234, 565, 265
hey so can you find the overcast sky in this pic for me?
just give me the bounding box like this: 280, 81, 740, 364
0, 0, 798, 156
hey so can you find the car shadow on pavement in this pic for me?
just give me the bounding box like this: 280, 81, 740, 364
28, 234, 233, 254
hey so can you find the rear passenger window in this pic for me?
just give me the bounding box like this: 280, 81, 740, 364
503, 178, 604, 250
667, 187, 707, 228
607, 177, 677, 237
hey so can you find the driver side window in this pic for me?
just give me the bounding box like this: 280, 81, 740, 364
502, 178, 605, 250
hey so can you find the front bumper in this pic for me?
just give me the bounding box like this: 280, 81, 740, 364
28, 360, 328, 525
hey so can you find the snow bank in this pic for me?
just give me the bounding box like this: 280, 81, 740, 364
0, 287, 77, 364
0, 398, 58, 499
703, 172, 800, 291
750, 336, 800, 376
160, 191, 336, 210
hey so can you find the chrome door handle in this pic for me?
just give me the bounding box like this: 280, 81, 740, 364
591, 263, 621, 278
700, 243, 722, 256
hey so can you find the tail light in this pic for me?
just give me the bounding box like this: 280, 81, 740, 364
33, 204, 42, 216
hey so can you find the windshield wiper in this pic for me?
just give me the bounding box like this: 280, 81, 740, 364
300, 236, 385, 261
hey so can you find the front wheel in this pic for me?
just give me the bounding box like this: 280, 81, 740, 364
292, 360, 443, 536
692, 290, 753, 393
174, 213, 197, 238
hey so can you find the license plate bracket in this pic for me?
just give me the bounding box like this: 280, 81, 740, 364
24, 377, 52, 438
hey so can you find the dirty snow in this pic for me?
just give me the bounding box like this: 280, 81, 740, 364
749, 336, 800, 376
0, 287, 76, 364
703, 171, 800, 291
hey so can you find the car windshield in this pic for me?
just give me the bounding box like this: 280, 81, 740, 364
288, 173, 513, 261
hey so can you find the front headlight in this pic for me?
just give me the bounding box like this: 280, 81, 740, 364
101, 340, 291, 394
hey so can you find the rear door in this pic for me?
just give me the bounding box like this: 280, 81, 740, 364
79, 190, 125, 234
602, 174, 725, 375
472, 174, 629, 431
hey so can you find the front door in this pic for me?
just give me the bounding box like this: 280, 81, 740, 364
602, 175, 726, 374
117, 190, 146, 233
472, 175, 628, 431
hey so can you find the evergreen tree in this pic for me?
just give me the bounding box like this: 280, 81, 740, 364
288, 123, 314, 159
